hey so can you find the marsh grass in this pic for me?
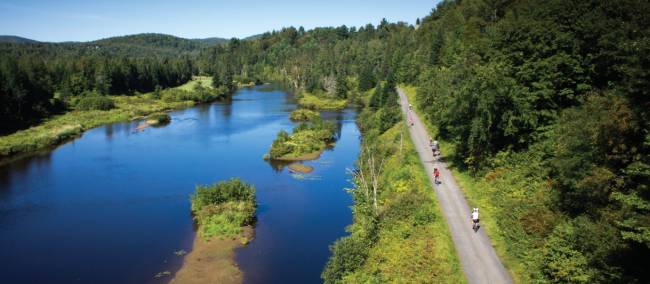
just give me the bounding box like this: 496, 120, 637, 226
289, 109, 320, 122
298, 93, 347, 110
190, 178, 256, 240
0, 77, 225, 159
268, 118, 337, 160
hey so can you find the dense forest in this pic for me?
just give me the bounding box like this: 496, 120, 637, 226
1, 0, 648, 282
197, 0, 649, 282
0, 34, 203, 134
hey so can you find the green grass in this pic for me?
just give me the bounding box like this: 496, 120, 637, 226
268, 118, 336, 160
289, 109, 320, 122
190, 178, 256, 240
0, 77, 224, 159
323, 121, 464, 283
298, 93, 347, 110
176, 76, 213, 91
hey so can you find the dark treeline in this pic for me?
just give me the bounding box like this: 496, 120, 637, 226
0, 34, 199, 134
2, 0, 649, 282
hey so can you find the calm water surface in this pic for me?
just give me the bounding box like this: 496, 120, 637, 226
0, 85, 359, 284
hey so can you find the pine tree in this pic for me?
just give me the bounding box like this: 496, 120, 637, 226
369, 81, 383, 108
358, 63, 375, 91
211, 70, 222, 88
335, 74, 348, 99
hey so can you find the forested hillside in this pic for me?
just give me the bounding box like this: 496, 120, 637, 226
196, 1, 648, 282
410, 1, 649, 282
1, 0, 648, 282
0, 34, 200, 134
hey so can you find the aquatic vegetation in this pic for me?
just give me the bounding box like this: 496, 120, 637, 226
289, 173, 322, 181
288, 163, 314, 173
154, 271, 171, 278
146, 112, 171, 125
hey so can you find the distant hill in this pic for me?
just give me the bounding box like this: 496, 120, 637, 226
0, 33, 230, 57
243, 34, 263, 41
0, 35, 39, 43
92, 33, 205, 50
192, 37, 228, 45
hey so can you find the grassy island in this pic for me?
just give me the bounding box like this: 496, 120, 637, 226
267, 116, 337, 161
289, 109, 320, 122
190, 178, 256, 239
146, 112, 171, 125
172, 178, 257, 284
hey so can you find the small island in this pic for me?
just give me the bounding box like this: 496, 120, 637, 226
289, 109, 319, 122
266, 112, 337, 161
146, 112, 171, 126
171, 178, 256, 284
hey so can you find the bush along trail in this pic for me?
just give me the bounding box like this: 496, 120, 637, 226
322, 80, 464, 283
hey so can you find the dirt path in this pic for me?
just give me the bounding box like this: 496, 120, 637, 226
397, 88, 513, 284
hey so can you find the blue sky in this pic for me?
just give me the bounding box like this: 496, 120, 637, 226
0, 0, 440, 42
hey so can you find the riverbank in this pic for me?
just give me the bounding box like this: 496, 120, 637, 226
322, 82, 464, 283
298, 93, 347, 110
170, 227, 253, 284
0, 77, 226, 163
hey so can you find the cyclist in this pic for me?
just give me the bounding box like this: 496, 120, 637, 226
431, 139, 439, 156
433, 168, 440, 184
471, 208, 480, 230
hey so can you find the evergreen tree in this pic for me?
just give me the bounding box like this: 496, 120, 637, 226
335, 74, 348, 99
358, 63, 375, 91
211, 70, 222, 88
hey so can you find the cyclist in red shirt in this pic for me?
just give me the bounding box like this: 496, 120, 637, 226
433, 168, 440, 184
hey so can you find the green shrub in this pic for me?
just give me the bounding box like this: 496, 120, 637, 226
322, 235, 371, 284
191, 178, 256, 212
161, 87, 226, 103
190, 178, 257, 239
298, 93, 347, 110
290, 109, 320, 122
146, 112, 171, 125
268, 118, 337, 160
76, 96, 115, 111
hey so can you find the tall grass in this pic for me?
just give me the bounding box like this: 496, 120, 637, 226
298, 93, 347, 110
323, 121, 464, 283
0, 77, 226, 159
190, 178, 257, 239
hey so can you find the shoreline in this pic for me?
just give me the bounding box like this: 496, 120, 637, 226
0, 82, 235, 164
170, 227, 253, 284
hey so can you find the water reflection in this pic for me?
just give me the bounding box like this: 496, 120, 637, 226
0, 85, 358, 284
